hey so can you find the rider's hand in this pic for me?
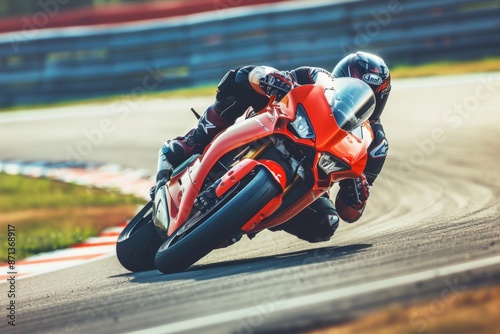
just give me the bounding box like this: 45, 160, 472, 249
259, 70, 294, 101
338, 173, 370, 207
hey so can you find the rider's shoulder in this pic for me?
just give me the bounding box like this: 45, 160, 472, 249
234, 65, 260, 80
290, 66, 332, 84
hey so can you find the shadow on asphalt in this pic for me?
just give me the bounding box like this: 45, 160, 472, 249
115, 243, 372, 283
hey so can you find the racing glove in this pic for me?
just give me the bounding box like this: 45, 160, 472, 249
335, 173, 370, 223
250, 66, 294, 101
338, 173, 370, 206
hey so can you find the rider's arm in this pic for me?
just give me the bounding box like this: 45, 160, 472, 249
290, 67, 332, 85
364, 118, 388, 185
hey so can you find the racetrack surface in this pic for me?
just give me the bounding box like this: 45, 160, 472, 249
1, 73, 499, 333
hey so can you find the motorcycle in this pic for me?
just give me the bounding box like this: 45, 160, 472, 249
116, 75, 375, 274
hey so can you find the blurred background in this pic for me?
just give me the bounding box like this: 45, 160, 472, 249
0, 0, 198, 18
0, 0, 499, 107
1, 2, 499, 333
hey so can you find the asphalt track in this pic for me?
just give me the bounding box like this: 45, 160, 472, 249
1, 73, 499, 333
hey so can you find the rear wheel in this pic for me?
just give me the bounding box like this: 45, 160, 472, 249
116, 202, 163, 272
155, 167, 281, 274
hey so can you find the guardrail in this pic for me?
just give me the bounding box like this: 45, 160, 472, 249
1, 0, 499, 107
0, 0, 287, 33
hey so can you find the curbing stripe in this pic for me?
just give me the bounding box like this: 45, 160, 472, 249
0, 159, 152, 282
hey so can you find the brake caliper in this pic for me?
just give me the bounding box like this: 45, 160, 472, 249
193, 179, 221, 213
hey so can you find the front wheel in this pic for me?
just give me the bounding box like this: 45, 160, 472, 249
155, 167, 281, 274
116, 202, 163, 272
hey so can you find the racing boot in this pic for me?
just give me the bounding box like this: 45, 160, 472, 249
150, 105, 232, 200
271, 194, 340, 243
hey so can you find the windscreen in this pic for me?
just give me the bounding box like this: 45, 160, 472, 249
324, 77, 376, 132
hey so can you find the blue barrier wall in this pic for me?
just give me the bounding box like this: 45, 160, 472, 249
1, 0, 499, 107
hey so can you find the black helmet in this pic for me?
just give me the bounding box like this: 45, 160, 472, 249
332, 51, 391, 120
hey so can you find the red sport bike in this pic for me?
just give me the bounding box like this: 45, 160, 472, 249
116, 76, 375, 274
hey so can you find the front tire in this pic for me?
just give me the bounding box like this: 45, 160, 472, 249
155, 168, 281, 274
116, 202, 163, 272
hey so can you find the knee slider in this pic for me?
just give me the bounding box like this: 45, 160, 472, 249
277, 197, 339, 243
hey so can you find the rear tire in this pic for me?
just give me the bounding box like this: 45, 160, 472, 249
155, 168, 281, 274
116, 202, 163, 272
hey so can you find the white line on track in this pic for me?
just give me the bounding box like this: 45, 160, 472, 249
128, 255, 500, 334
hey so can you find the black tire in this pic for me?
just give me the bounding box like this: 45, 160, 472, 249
155, 168, 281, 274
116, 202, 163, 272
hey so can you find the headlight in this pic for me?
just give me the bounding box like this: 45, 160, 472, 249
288, 103, 315, 139
318, 153, 351, 174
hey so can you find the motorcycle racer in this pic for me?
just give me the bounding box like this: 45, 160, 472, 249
153, 51, 391, 243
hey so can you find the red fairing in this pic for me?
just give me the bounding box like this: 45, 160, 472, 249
215, 160, 261, 198
215, 159, 286, 198
166, 108, 283, 236
162, 77, 374, 238
278, 84, 373, 182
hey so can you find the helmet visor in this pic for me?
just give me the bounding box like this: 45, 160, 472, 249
326, 78, 376, 132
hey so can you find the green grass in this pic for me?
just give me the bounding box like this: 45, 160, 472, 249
0, 173, 144, 211
0, 173, 146, 260
390, 57, 500, 78
10, 219, 99, 259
